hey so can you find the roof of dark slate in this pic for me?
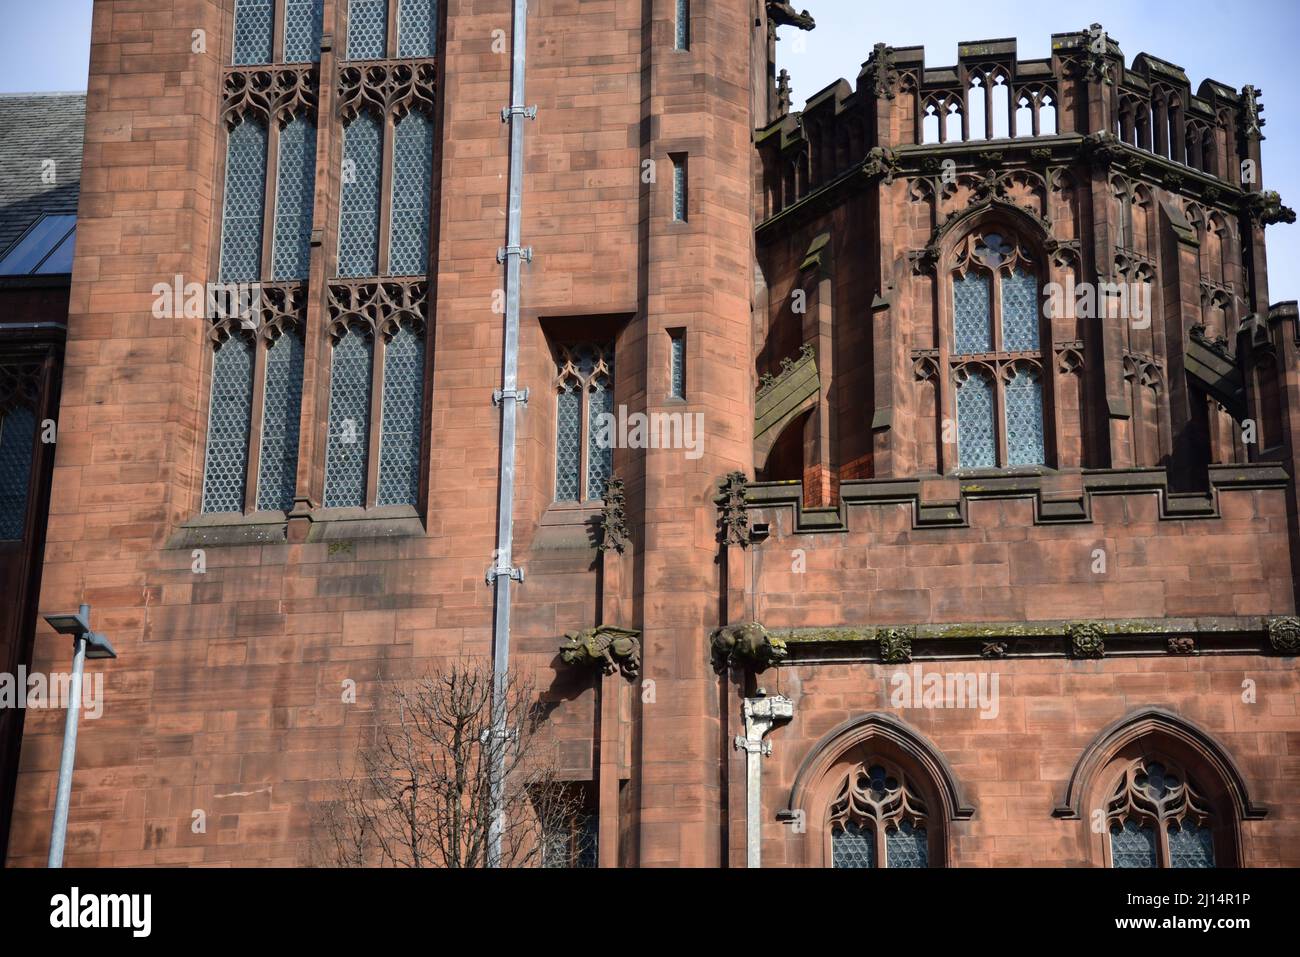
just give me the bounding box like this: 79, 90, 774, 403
0, 92, 86, 257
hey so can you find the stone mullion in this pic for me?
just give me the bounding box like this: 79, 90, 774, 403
243, 337, 271, 512
376, 114, 395, 277
258, 122, 282, 286
364, 331, 385, 506
984, 76, 994, 141
287, 24, 337, 538
386, 0, 398, 56
272, 0, 287, 62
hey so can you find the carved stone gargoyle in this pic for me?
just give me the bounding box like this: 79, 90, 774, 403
559, 625, 642, 680
711, 621, 788, 673
767, 2, 815, 31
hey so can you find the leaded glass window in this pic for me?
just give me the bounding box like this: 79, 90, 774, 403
256, 329, 305, 512
1106, 759, 1218, 869
202, 336, 255, 513
672, 157, 687, 221
324, 327, 374, 508
0, 405, 36, 540
347, 0, 388, 60
1001, 266, 1040, 352
675, 0, 690, 51
953, 271, 992, 354
669, 331, 685, 399
553, 342, 615, 503
283, 0, 324, 63
338, 113, 382, 277
948, 231, 1047, 470
398, 0, 438, 58
272, 116, 317, 281
389, 112, 434, 275
1004, 366, 1044, 467
377, 321, 425, 506
233, 0, 274, 65
956, 369, 996, 469
831, 821, 875, 868
219, 120, 269, 283
827, 760, 932, 868
543, 809, 598, 869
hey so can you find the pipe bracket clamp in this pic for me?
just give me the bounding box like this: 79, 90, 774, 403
501, 105, 538, 122
497, 245, 533, 264
486, 564, 525, 586
492, 387, 529, 407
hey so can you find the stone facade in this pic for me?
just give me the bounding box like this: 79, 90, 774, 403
1, 3, 1297, 868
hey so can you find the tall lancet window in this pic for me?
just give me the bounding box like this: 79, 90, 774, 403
949, 231, 1046, 470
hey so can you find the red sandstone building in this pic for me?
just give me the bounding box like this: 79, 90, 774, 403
0, 1, 1296, 867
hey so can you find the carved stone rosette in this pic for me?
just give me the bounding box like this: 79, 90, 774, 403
1067, 622, 1106, 659
337, 61, 436, 123
877, 627, 914, 664
716, 470, 750, 547
1167, 636, 1197, 655
222, 64, 319, 129
326, 279, 428, 343
1267, 617, 1300, 655
598, 476, 628, 553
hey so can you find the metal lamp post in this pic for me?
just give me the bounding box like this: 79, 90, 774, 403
42, 603, 116, 867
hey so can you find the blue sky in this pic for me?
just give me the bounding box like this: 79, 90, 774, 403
779, 0, 1299, 304
0, 0, 1294, 301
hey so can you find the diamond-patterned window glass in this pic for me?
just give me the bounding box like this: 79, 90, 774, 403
0, 405, 36, 540
388, 112, 434, 276
337, 113, 382, 278
283, 0, 324, 63
672, 158, 687, 221
272, 116, 317, 281
586, 373, 614, 501
398, 0, 438, 58
670, 332, 685, 399
1001, 266, 1040, 352
1168, 823, 1215, 868
232, 0, 274, 65
255, 330, 305, 512
675, 0, 690, 50
952, 271, 992, 354
575, 812, 598, 869
956, 369, 996, 469
885, 821, 928, 868
347, 0, 388, 60
1110, 820, 1157, 868
832, 822, 875, 868
219, 120, 269, 283
324, 327, 374, 507
555, 379, 582, 502
377, 322, 425, 506
201, 337, 255, 513
1004, 366, 1045, 466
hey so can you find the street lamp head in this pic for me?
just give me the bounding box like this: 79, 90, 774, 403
84, 632, 117, 660
43, 609, 90, 638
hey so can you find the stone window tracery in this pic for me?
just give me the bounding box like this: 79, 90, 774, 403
554, 343, 615, 503
829, 760, 931, 868
948, 230, 1047, 470
1106, 758, 1216, 868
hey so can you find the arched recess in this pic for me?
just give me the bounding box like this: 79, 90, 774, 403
1053, 707, 1266, 867
786, 712, 975, 868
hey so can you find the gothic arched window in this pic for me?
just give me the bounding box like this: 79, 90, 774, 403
389, 111, 435, 276
554, 342, 615, 503
948, 230, 1047, 470
272, 115, 318, 281
201, 333, 256, 513
1106, 758, 1216, 868
829, 760, 931, 868
219, 118, 268, 283
376, 320, 426, 505
256, 328, 305, 512
338, 113, 383, 278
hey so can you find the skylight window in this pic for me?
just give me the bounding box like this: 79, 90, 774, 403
0, 214, 77, 275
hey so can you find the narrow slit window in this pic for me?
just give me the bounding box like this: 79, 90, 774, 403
669, 330, 685, 399
672, 155, 687, 222
675, 0, 690, 51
